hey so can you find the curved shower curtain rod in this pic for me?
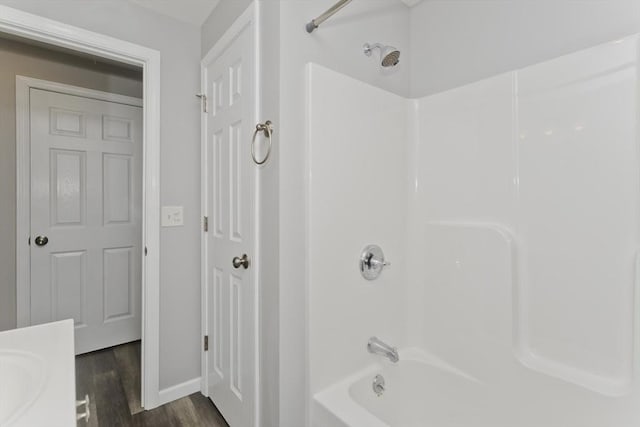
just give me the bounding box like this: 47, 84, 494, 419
306, 0, 354, 33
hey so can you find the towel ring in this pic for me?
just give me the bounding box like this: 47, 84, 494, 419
251, 120, 273, 165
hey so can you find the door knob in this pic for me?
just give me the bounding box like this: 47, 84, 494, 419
232, 254, 250, 269
34, 235, 49, 247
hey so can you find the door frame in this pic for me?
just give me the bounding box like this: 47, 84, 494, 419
1, 6, 163, 409
16, 76, 143, 333
200, 2, 261, 424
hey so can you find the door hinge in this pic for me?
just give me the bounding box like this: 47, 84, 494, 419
204, 335, 209, 351
203, 216, 208, 232
196, 93, 208, 113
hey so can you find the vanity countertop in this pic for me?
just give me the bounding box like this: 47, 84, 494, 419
0, 319, 76, 427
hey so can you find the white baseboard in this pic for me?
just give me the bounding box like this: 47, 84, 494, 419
157, 377, 202, 407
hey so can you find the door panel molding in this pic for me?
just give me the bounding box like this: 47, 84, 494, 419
16, 77, 143, 326
201, 3, 260, 426
4, 3, 162, 408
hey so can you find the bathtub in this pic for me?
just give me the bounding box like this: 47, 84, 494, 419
312, 347, 485, 427
311, 347, 640, 427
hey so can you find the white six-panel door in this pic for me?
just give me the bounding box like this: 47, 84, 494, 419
29, 88, 142, 355
204, 19, 257, 427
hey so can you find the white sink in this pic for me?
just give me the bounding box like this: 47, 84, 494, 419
0, 350, 47, 426
0, 320, 75, 427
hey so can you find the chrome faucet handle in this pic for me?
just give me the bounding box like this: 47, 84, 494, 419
368, 257, 390, 268
360, 245, 390, 280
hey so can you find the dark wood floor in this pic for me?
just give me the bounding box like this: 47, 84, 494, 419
75, 341, 229, 427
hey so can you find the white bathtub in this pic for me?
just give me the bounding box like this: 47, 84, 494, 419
312, 347, 640, 427
312, 347, 484, 427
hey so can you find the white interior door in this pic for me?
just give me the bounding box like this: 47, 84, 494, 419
204, 19, 257, 427
29, 88, 143, 355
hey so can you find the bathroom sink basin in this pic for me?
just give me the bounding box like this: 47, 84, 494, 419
0, 350, 46, 426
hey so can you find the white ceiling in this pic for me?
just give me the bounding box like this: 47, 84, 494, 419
401, 0, 424, 7
128, 0, 220, 26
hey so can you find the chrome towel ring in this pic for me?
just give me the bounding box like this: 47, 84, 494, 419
251, 120, 273, 165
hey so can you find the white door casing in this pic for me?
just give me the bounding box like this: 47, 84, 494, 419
5, 5, 161, 407
29, 88, 143, 355
202, 6, 258, 427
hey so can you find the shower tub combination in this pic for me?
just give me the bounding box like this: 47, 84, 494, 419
306, 34, 640, 427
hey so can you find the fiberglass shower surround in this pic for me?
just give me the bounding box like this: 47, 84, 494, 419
307, 34, 640, 427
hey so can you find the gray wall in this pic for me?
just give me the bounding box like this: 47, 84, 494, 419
0, 0, 203, 391
409, 0, 640, 97
255, 4, 280, 427
0, 37, 143, 332
201, 0, 252, 56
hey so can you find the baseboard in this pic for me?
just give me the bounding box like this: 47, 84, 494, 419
157, 377, 202, 406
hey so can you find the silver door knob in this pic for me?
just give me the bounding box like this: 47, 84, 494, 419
232, 254, 250, 269
34, 236, 49, 247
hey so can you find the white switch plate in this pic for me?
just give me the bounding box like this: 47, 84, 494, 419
162, 206, 184, 227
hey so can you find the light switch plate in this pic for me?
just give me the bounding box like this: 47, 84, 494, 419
162, 206, 184, 227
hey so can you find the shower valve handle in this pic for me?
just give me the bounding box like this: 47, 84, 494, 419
359, 245, 390, 280
366, 256, 390, 268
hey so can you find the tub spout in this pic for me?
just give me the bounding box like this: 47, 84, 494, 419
367, 336, 399, 363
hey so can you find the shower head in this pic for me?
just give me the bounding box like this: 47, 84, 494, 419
363, 43, 400, 67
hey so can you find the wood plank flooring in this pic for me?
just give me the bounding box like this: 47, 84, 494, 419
75, 341, 229, 427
